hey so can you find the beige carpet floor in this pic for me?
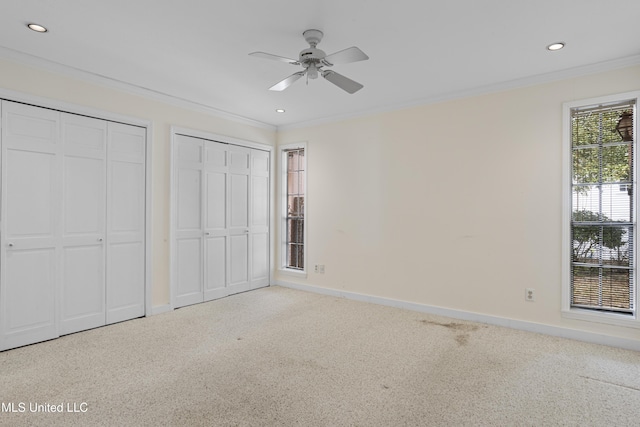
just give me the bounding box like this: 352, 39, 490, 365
1, 285, 639, 426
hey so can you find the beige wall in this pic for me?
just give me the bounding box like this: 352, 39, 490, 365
276, 64, 640, 342
2, 55, 639, 343
0, 58, 276, 307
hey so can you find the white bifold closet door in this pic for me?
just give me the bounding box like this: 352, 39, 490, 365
105, 122, 146, 325
173, 134, 269, 309
0, 101, 145, 351
60, 114, 108, 335
250, 149, 270, 289
0, 103, 61, 350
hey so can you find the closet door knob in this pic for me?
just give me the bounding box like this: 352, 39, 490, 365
98, 238, 104, 242
8, 242, 14, 247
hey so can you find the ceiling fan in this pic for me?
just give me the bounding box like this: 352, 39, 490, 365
249, 29, 369, 94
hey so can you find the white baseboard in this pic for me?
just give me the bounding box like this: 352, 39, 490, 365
150, 304, 172, 316
274, 280, 640, 352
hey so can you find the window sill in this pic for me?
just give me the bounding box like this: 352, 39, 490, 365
561, 308, 639, 329
278, 268, 307, 279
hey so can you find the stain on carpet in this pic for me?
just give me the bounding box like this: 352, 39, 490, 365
420, 320, 481, 332
420, 320, 485, 346
455, 334, 470, 345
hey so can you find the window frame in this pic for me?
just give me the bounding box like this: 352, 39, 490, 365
279, 142, 307, 277
562, 91, 640, 328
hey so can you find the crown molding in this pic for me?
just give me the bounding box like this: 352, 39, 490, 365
0, 46, 276, 131
277, 54, 640, 132
2, 45, 638, 134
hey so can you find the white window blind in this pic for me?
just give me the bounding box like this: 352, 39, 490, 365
570, 100, 635, 314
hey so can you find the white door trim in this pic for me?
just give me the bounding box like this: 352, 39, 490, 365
0, 88, 154, 319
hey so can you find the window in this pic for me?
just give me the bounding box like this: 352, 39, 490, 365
280, 143, 306, 273
563, 93, 638, 324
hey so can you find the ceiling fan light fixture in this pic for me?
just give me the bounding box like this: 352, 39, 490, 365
27, 23, 48, 33
547, 42, 565, 51
307, 63, 319, 79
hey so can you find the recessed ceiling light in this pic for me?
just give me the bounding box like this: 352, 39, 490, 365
547, 42, 565, 51
27, 23, 48, 33
276, 109, 286, 113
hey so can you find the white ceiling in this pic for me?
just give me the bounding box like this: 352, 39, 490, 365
1, 1, 639, 129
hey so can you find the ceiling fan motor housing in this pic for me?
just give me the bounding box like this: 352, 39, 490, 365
299, 47, 326, 65
300, 29, 326, 78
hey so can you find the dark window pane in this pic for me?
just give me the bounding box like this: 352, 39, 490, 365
288, 196, 304, 216
287, 243, 297, 268
287, 219, 304, 244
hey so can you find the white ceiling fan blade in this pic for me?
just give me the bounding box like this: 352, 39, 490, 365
323, 47, 369, 66
269, 72, 305, 91
249, 52, 299, 65
321, 70, 363, 94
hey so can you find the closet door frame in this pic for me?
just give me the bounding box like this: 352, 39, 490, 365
169, 126, 274, 309
0, 88, 153, 319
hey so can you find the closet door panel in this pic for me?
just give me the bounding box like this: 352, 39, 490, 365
251, 232, 269, 285
175, 167, 203, 306
61, 245, 104, 330
110, 161, 144, 232
251, 174, 269, 229
177, 238, 202, 297
250, 149, 270, 288
229, 174, 249, 228
60, 114, 107, 335
174, 135, 204, 307
6, 150, 56, 237
1, 102, 60, 351
229, 147, 250, 173
64, 156, 104, 233
204, 235, 227, 300
3, 248, 56, 348
229, 234, 249, 288
107, 241, 144, 319
206, 172, 226, 230
2, 102, 59, 154
203, 141, 229, 301
106, 123, 145, 324
179, 169, 203, 230
227, 146, 251, 293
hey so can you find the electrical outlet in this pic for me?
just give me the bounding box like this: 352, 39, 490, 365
314, 265, 319, 273
525, 288, 535, 302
